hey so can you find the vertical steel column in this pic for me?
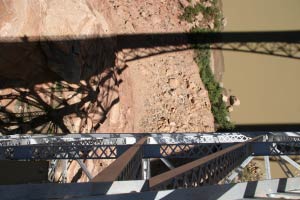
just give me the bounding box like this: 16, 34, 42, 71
281, 156, 300, 170
264, 135, 271, 179
48, 160, 57, 182
142, 159, 151, 180
225, 156, 254, 183
61, 159, 68, 183
77, 160, 93, 181
264, 156, 271, 179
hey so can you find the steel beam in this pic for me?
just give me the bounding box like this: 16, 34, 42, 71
225, 156, 254, 183
149, 136, 262, 190
92, 137, 147, 182
142, 159, 151, 180
0, 143, 130, 160
95, 178, 300, 200
143, 143, 234, 158
0, 132, 297, 147
48, 159, 57, 182
0, 134, 136, 146
5, 177, 296, 200
61, 159, 68, 183
0, 180, 148, 200
281, 156, 300, 170
2, 177, 300, 200
264, 156, 271, 179
77, 160, 93, 181
150, 137, 175, 169
0, 141, 299, 160
266, 143, 300, 171
0, 131, 282, 146
251, 141, 300, 156
148, 132, 252, 144
0, 133, 299, 160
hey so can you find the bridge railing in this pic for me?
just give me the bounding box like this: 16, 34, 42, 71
149, 136, 262, 190
91, 137, 147, 182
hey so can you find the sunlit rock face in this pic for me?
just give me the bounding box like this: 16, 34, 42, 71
0, 0, 114, 83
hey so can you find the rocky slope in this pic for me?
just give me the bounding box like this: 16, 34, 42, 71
0, 0, 215, 182
92, 0, 215, 133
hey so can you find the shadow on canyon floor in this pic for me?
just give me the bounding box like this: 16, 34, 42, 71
0, 31, 299, 134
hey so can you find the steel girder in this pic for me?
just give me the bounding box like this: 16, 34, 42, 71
0, 136, 299, 160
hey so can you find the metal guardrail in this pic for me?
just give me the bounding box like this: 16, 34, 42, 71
0, 135, 135, 146
0, 133, 299, 195
148, 136, 262, 190
92, 137, 147, 182
252, 141, 300, 156
268, 135, 300, 142
149, 133, 252, 143
0, 143, 129, 160
143, 143, 234, 158
0, 132, 251, 144
1, 139, 300, 160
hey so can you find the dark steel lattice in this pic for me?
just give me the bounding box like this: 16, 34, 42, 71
143, 143, 234, 158
92, 137, 147, 182
0, 144, 130, 160
251, 141, 300, 156
149, 137, 261, 190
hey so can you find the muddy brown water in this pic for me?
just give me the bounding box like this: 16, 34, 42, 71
222, 0, 300, 125
221, 0, 300, 179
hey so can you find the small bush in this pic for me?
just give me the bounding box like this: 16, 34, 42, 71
181, 1, 233, 130
180, 5, 204, 23
180, 1, 223, 31
192, 30, 234, 130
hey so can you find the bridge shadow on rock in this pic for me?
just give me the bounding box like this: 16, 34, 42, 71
0, 36, 124, 134
0, 76, 122, 134
0, 31, 300, 134
1, 31, 300, 88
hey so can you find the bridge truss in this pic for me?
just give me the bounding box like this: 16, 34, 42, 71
0, 131, 300, 199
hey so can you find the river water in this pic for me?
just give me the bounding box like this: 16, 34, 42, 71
222, 0, 300, 125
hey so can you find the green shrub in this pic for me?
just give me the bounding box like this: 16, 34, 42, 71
180, 1, 234, 130
180, 5, 203, 23
195, 46, 234, 130
180, 1, 223, 31
193, 31, 234, 130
